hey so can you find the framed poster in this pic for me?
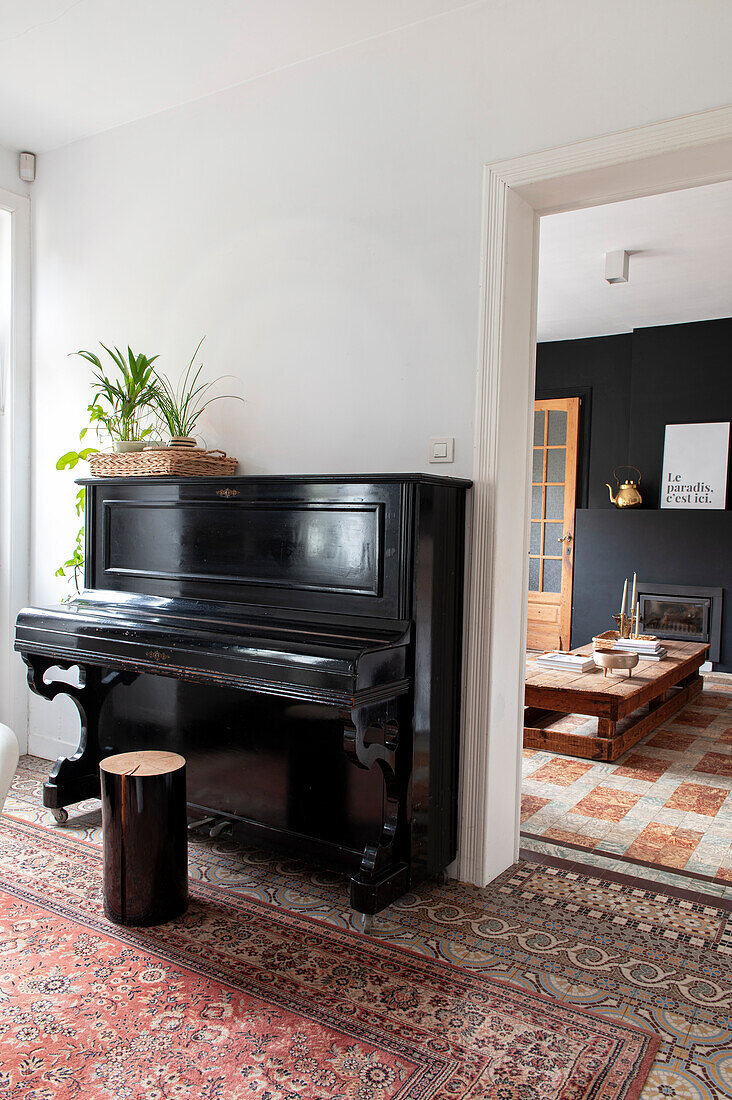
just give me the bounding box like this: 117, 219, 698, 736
661, 422, 730, 509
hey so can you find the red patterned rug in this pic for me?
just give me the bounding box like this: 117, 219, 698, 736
0, 816, 658, 1099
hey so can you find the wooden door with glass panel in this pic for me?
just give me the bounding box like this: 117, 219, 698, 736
527, 397, 579, 651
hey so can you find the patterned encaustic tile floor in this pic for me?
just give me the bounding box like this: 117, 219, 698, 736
521, 685, 732, 900
3, 755, 732, 1098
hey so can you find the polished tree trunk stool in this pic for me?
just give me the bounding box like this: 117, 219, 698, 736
100, 750, 188, 926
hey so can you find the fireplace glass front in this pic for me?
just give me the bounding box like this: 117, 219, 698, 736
640, 595, 710, 643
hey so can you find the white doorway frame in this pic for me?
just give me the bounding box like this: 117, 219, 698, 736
458, 103, 732, 886
0, 185, 31, 753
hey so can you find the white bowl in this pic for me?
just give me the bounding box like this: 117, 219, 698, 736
593, 649, 639, 677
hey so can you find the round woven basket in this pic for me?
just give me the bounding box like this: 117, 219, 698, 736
87, 447, 237, 478
592, 630, 620, 652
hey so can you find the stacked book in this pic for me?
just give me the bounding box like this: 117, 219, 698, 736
613, 637, 667, 661
535, 651, 596, 673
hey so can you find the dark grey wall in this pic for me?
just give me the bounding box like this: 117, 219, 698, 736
629, 320, 732, 507
536, 333, 632, 510
572, 510, 731, 669
536, 318, 732, 670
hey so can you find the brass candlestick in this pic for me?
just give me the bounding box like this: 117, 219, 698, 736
612, 610, 638, 639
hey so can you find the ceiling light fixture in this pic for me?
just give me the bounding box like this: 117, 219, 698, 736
604, 250, 630, 284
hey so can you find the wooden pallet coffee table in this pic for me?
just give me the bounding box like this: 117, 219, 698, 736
524, 640, 709, 762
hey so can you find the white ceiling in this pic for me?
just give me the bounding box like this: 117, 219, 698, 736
537, 180, 732, 342
0, 0, 477, 152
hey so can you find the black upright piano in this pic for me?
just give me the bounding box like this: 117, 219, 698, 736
16, 474, 470, 916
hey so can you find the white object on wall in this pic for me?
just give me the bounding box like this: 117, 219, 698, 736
604, 249, 629, 283
18, 153, 36, 183
661, 421, 730, 509
429, 437, 454, 462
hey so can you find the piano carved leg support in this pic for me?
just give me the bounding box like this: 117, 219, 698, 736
22, 655, 138, 820
343, 704, 409, 919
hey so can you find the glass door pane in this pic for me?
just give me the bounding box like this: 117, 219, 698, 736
546, 447, 566, 483
542, 558, 562, 593
547, 410, 567, 445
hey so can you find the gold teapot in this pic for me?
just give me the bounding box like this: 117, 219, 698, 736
606, 466, 642, 508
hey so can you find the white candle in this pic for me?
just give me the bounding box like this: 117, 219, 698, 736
631, 572, 637, 614
635, 600, 640, 637
620, 578, 627, 617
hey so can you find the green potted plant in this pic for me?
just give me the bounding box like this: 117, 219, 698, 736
55, 343, 159, 593
152, 337, 243, 447
73, 344, 159, 451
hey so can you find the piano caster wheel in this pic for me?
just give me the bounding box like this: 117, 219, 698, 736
51, 808, 69, 825
356, 912, 374, 935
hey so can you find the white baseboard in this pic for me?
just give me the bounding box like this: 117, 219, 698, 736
702, 669, 732, 686
27, 732, 74, 763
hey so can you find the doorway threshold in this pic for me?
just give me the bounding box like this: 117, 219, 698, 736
521, 835, 731, 907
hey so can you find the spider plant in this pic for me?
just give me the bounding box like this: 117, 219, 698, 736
152, 337, 243, 440
72, 344, 159, 442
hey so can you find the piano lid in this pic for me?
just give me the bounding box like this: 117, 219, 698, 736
15, 592, 411, 707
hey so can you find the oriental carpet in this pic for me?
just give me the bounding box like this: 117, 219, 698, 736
4, 757, 732, 1098
0, 814, 657, 1099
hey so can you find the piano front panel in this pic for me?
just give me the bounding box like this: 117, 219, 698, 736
104, 500, 383, 596
88, 479, 411, 620
100, 674, 388, 863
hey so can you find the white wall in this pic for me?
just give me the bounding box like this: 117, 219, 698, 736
0, 145, 26, 195
29, 0, 732, 759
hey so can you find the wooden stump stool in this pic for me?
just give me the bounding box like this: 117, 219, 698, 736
100, 750, 188, 926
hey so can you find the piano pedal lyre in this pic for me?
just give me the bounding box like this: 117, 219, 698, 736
186, 815, 234, 839
209, 818, 234, 840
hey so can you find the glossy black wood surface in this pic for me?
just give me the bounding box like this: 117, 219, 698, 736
16, 474, 470, 915
101, 754, 188, 926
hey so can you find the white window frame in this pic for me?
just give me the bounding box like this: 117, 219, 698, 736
0, 185, 31, 751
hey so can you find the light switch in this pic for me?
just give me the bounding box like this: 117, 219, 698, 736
429, 437, 454, 463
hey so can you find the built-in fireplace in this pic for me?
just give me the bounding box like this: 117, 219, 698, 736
642, 595, 709, 641
637, 583, 723, 663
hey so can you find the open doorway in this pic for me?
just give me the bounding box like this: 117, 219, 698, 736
520, 180, 732, 900
458, 105, 732, 895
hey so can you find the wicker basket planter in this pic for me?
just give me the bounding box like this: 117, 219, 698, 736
592, 629, 659, 653
592, 630, 620, 652
87, 447, 237, 478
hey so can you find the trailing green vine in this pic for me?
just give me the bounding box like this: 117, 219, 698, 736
55, 448, 98, 595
